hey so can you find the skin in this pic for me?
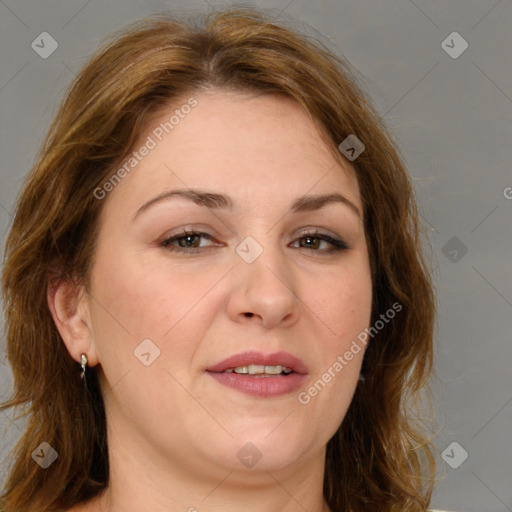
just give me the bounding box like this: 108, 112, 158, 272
49, 89, 373, 512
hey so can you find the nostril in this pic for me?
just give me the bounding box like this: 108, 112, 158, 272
244, 312, 254, 317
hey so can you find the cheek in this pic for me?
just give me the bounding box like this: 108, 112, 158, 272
92, 244, 178, 327
297, 270, 371, 435
88, 246, 223, 367
307, 263, 373, 345
301, 260, 372, 406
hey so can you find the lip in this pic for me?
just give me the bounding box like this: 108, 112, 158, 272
206, 350, 308, 398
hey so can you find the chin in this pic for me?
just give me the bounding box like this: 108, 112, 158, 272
223, 427, 314, 472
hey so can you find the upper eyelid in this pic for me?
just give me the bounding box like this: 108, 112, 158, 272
161, 230, 216, 244
162, 229, 340, 240
163, 224, 345, 238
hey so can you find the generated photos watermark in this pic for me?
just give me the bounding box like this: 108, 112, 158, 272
297, 301, 402, 405
93, 97, 198, 200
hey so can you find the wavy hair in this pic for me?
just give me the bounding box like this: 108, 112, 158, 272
1, 7, 436, 511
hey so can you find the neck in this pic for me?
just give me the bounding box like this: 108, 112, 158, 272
91, 425, 332, 512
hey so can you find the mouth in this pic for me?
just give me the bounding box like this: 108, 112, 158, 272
206, 350, 307, 375
206, 351, 308, 397
222, 364, 294, 376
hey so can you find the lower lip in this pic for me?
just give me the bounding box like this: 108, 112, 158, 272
207, 371, 307, 398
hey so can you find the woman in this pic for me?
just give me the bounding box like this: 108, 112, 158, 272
0, 7, 436, 512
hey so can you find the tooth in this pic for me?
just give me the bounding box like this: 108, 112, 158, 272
230, 364, 293, 375
264, 365, 283, 375
248, 364, 265, 374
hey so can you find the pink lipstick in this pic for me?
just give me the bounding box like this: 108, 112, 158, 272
206, 350, 308, 398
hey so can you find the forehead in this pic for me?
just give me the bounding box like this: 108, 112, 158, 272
100, 89, 362, 218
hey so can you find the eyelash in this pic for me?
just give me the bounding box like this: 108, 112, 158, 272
160, 229, 349, 253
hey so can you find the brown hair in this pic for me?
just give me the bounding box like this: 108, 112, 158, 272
1, 7, 436, 511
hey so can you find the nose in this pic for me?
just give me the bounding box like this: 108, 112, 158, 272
226, 242, 301, 330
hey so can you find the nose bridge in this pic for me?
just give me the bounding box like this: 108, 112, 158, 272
230, 233, 300, 327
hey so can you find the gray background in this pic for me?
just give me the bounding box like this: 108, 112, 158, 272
0, 1, 511, 511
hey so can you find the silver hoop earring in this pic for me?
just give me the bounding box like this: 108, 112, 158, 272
80, 353, 88, 382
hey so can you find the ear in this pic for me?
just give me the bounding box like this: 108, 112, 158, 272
47, 275, 99, 367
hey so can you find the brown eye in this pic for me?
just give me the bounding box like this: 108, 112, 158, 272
176, 234, 201, 248
292, 232, 349, 252
161, 231, 217, 252
299, 236, 321, 249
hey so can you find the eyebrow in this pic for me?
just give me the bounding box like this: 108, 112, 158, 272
132, 188, 361, 220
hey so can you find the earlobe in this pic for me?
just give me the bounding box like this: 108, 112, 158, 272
47, 276, 99, 367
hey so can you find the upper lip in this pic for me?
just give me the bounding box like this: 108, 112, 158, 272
206, 350, 308, 375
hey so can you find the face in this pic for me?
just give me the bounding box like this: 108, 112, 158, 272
82, 89, 372, 479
